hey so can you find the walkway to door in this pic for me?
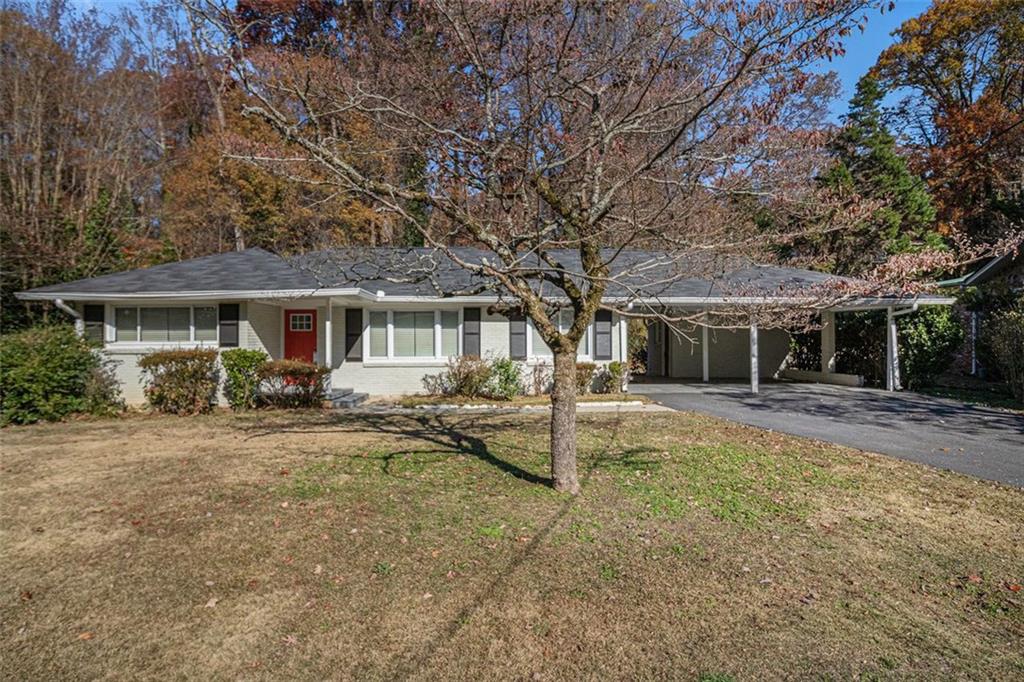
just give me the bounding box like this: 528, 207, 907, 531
632, 381, 1024, 487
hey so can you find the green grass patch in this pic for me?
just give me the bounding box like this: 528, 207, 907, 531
602, 441, 852, 525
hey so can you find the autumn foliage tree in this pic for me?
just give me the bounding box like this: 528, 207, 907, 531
189, 0, 881, 493
872, 0, 1024, 242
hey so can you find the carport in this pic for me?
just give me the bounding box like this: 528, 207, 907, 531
640, 299, 954, 394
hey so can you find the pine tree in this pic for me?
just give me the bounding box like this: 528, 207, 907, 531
816, 76, 941, 275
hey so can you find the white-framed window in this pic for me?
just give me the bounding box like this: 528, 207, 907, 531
527, 309, 593, 359
111, 305, 218, 345
289, 313, 314, 332
364, 308, 461, 362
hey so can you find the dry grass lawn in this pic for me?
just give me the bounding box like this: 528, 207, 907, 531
1, 410, 1022, 680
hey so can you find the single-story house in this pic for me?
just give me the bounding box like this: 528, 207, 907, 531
16, 247, 955, 405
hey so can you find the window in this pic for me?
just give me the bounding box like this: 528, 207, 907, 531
365, 309, 463, 361
527, 309, 592, 358
394, 311, 434, 357
194, 306, 217, 342
289, 313, 313, 331
83, 305, 104, 344
115, 307, 138, 342
112, 306, 220, 345
441, 310, 459, 357
141, 308, 190, 342
369, 311, 388, 357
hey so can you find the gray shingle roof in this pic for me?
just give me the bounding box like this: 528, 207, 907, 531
18, 246, 949, 304
20, 248, 318, 296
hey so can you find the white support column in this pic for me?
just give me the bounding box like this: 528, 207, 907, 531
749, 319, 759, 394
885, 306, 901, 391
820, 310, 836, 374
701, 312, 710, 383
324, 299, 334, 369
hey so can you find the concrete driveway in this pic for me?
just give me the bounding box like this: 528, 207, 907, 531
633, 381, 1024, 487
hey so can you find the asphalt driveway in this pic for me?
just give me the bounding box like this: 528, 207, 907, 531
633, 381, 1024, 487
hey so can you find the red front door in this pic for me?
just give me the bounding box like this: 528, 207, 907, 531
284, 309, 317, 363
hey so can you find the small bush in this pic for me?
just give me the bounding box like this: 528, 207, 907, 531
575, 362, 597, 394
598, 361, 628, 394
221, 348, 268, 410
259, 359, 329, 408
423, 356, 492, 397
139, 349, 220, 415
1, 325, 123, 425
83, 358, 125, 417
488, 356, 523, 400
986, 296, 1024, 403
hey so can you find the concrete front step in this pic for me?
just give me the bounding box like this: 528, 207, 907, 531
327, 389, 368, 408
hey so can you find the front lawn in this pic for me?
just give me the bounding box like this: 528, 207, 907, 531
2, 411, 1021, 679
395, 392, 648, 407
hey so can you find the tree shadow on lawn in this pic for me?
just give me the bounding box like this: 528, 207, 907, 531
241, 410, 661, 677
242, 412, 560, 487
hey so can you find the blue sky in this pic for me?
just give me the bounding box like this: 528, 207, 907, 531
820, 1, 931, 121
73, 0, 930, 123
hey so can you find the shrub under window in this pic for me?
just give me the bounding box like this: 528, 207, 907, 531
139, 349, 220, 415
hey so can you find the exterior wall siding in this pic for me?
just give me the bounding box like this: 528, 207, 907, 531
652, 324, 790, 379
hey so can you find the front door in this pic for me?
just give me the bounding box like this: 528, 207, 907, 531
284, 309, 317, 363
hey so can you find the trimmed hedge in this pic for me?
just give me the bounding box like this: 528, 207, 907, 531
1, 325, 122, 425
259, 359, 329, 408
221, 348, 268, 410
139, 349, 220, 415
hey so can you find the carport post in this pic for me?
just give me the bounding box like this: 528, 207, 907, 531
885, 306, 901, 392
749, 319, 759, 394
820, 310, 836, 374
701, 312, 710, 383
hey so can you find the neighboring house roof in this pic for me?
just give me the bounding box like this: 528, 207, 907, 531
962, 250, 1023, 288
17, 246, 955, 307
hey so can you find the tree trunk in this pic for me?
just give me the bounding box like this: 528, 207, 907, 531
550, 350, 580, 494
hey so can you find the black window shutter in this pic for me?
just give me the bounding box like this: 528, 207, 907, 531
462, 308, 481, 357
594, 310, 613, 360
83, 304, 104, 344
218, 304, 239, 347
344, 308, 363, 360
509, 313, 527, 360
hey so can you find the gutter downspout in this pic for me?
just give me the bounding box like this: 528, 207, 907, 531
53, 298, 85, 337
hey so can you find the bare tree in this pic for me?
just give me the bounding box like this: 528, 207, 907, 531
190, 0, 884, 494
